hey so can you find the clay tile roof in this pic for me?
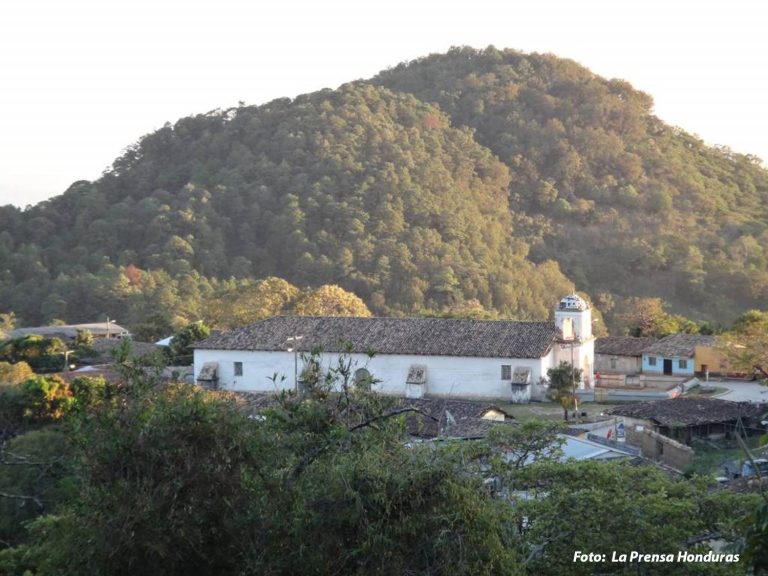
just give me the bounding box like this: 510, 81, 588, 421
8, 323, 130, 339
595, 336, 658, 357
233, 392, 513, 439
608, 397, 766, 427
195, 316, 557, 359
642, 334, 717, 358
396, 397, 514, 439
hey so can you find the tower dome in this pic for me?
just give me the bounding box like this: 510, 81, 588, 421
558, 294, 590, 312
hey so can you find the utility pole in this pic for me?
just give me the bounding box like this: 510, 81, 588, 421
557, 337, 580, 419
60, 349, 74, 373
286, 335, 304, 393
570, 339, 580, 415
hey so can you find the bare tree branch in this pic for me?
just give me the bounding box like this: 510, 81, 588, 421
347, 407, 438, 433
0, 490, 44, 509
681, 533, 723, 547
0, 451, 60, 467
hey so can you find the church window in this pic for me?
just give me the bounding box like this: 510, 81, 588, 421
354, 368, 371, 385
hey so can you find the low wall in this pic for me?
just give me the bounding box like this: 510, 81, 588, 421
640, 429, 694, 471
596, 373, 626, 387
639, 375, 686, 389
594, 355, 641, 376
579, 388, 678, 403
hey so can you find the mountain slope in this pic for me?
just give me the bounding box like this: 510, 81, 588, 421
0, 84, 572, 325
2, 46, 767, 329
372, 46, 768, 322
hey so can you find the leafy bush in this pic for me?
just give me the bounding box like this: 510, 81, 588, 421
0, 361, 34, 385
0, 428, 75, 547
68, 376, 109, 409
0, 376, 74, 440
17, 376, 74, 422
0, 335, 67, 373
167, 322, 210, 365
1, 360, 518, 575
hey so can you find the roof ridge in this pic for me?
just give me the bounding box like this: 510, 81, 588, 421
270, 314, 553, 324
196, 315, 558, 358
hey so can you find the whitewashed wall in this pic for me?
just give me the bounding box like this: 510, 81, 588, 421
553, 338, 595, 387
194, 348, 556, 401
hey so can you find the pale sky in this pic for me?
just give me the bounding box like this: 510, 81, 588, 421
1, 0, 766, 207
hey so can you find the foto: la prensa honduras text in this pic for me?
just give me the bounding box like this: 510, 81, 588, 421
573, 551, 740, 564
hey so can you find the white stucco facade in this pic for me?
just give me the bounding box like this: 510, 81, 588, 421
194, 348, 557, 401
193, 294, 596, 403
553, 338, 595, 387
553, 294, 596, 387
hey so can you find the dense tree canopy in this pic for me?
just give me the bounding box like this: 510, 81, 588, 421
0, 357, 520, 576
0, 83, 571, 329
612, 297, 701, 337
720, 309, 768, 380
167, 321, 211, 365
0, 336, 68, 373
0, 352, 758, 575
1, 47, 767, 332
374, 46, 768, 324
292, 284, 372, 317
509, 461, 756, 576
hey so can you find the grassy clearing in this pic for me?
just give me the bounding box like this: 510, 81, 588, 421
691, 436, 766, 476
684, 384, 729, 397
497, 401, 618, 424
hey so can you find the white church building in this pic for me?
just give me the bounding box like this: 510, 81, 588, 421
193, 294, 595, 403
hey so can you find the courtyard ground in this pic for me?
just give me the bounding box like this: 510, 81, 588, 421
715, 379, 768, 403
499, 400, 617, 424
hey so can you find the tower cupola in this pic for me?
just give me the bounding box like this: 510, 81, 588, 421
554, 293, 592, 340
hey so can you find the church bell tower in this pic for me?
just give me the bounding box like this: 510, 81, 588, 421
554, 294, 592, 341
553, 294, 595, 388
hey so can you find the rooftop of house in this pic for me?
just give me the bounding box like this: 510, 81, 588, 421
642, 333, 718, 358
608, 397, 766, 427
397, 397, 515, 439
560, 435, 635, 461
7, 322, 130, 340
595, 336, 658, 357
194, 315, 558, 359
233, 392, 646, 464
233, 392, 515, 439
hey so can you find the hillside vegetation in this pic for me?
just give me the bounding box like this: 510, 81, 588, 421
1, 46, 767, 330
374, 46, 768, 322
0, 83, 571, 327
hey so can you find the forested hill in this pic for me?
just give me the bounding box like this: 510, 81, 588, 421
372, 46, 768, 323
1, 46, 767, 330
0, 84, 572, 327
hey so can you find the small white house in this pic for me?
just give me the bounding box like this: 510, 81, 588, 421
193, 294, 596, 403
